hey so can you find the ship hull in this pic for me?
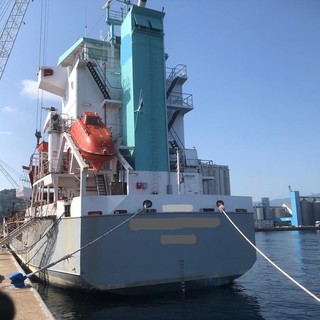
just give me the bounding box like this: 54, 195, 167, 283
10, 209, 256, 294
5, 1, 258, 297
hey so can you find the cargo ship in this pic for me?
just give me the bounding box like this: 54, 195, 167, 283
4, 0, 256, 294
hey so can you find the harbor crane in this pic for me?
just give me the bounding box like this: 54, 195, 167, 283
0, 0, 31, 80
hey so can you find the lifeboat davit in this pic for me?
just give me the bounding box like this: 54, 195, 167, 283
70, 112, 116, 172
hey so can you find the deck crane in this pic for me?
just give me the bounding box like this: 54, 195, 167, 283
0, 0, 31, 80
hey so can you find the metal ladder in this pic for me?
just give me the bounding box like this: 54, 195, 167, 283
95, 174, 108, 195
87, 61, 111, 99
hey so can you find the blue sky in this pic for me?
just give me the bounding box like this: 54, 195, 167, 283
0, 0, 319, 202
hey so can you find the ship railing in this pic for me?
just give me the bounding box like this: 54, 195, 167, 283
30, 152, 50, 182
86, 48, 121, 78
167, 92, 193, 109
39, 153, 49, 178
199, 160, 215, 177
106, 8, 127, 25
95, 57, 122, 89
61, 116, 73, 131
166, 64, 187, 84
58, 158, 70, 174
30, 153, 40, 181
168, 127, 185, 150
169, 132, 186, 172
85, 47, 122, 99
166, 65, 188, 99
39, 203, 57, 217
168, 128, 186, 172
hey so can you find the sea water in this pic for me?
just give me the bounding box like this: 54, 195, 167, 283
36, 231, 320, 319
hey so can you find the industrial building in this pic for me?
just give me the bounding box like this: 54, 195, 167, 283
254, 191, 320, 229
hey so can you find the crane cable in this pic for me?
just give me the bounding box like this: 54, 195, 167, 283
218, 205, 320, 303
35, 0, 50, 147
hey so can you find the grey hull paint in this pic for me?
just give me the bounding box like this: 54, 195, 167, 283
11, 212, 256, 294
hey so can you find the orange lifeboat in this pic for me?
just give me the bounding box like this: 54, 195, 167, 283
69, 112, 116, 172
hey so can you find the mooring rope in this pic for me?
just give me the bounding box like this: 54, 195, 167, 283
26, 212, 139, 278
218, 205, 320, 303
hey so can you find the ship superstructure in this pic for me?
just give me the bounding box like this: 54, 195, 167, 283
4, 1, 256, 294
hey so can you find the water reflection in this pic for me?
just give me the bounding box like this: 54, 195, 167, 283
34, 232, 320, 320
36, 282, 263, 320
236, 231, 320, 319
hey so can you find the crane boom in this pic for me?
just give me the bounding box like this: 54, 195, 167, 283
0, 159, 19, 188
0, 0, 31, 80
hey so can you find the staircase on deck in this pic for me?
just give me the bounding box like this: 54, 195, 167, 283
166, 64, 192, 172
87, 61, 111, 100
95, 174, 108, 195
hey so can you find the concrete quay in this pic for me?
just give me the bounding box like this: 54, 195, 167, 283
0, 249, 55, 320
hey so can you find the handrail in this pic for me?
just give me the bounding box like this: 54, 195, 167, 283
169, 126, 185, 151
86, 47, 121, 90
166, 64, 187, 84
106, 8, 128, 24
167, 92, 193, 109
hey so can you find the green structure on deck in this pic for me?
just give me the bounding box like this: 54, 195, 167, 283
120, 5, 168, 172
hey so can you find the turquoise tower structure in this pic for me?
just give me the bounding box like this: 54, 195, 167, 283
120, 5, 168, 172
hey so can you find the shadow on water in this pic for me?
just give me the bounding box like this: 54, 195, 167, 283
35, 282, 264, 320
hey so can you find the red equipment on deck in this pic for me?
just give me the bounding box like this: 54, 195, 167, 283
70, 112, 116, 172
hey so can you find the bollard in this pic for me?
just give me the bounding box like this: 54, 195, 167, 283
9, 272, 26, 288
